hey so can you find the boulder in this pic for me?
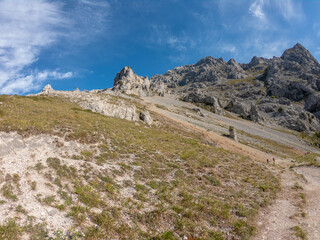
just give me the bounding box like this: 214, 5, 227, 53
249, 104, 264, 123
182, 90, 223, 115
192, 108, 206, 117
139, 111, 153, 125
305, 93, 320, 113
229, 126, 238, 142
225, 100, 249, 117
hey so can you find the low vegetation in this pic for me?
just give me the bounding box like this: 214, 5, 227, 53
292, 226, 308, 240
0, 95, 280, 239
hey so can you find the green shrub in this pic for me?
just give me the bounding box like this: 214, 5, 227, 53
0, 219, 22, 239
314, 131, 320, 138
278, 107, 284, 113
292, 226, 307, 239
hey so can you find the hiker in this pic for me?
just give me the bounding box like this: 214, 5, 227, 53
267, 159, 269, 163
273, 158, 275, 164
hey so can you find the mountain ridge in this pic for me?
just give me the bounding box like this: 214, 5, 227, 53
110, 43, 320, 132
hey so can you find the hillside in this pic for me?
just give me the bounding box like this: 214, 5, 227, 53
0, 44, 320, 240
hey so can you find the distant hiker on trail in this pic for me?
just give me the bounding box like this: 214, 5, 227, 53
273, 158, 275, 164
267, 159, 269, 163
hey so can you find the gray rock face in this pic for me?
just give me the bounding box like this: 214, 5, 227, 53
281, 43, 320, 69
37, 85, 140, 122
41, 84, 54, 94
225, 100, 249, 117
139, 111, 153, 125
148, 43, 320, 132
182, 89, 224, 115
150, 82, 166, 96
249, 104, 264, 123
113, 66, 151, 97
150, 56, 247, 88
80, 100, 139, 122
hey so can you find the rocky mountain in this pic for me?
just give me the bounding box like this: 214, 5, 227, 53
147, 43, 320, 132
2, 43, 320, 240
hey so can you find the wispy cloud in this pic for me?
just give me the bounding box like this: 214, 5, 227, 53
0, 0, 110, 95
0, 0, 70, 94
248, 37, 290, 58
147, 25, 197, 63
0, 70, 73, 94
249, 0, 303, 22
69, 0, 110, 42
149, 25, 193, 52
220, 44, 238, 55
249, 0, 265, 20
275, 0, 302, 21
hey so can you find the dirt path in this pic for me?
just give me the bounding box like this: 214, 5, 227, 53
145, 99, 320, 240
252, 166, 303, 240
149, 104, 273, 162
295, 167, 320, 240
253, 165, 320, 240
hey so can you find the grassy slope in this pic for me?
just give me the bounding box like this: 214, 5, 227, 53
0, 95, 280, 240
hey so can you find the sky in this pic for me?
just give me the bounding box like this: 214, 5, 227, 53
1, 0, 320, 95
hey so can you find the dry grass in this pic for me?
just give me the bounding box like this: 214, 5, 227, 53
0, 94, 280, 239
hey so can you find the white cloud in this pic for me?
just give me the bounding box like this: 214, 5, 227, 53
35, 71, 73, 82
221, 44, 238, 54
0, 70, 72, 94
249, 0, 265, 20
0, 0, 70, 94
0, 0, 110, 95
149, 25, 196, 54
249, 0, 303, 22
147, 25, 198, 63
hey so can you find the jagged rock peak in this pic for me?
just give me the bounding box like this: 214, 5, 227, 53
195, 56, 225, 66
114, 66, 137, 86
41, 84, 54, 94
281, 43, 319, 66
113, 66, 151, 97
227, 58, 237, 65
227, 58, 244, 72
248, 56, 265, 67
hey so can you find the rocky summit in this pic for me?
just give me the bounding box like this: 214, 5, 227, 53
144, 43, 320, 132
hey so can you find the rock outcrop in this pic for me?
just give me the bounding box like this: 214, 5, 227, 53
139, 111, 153, 125
182, 89, 224, 115
229, 126, 238, 142
36, 85, 153, 124
41, 84, 54, 94
148, 43, 320, 132
112, 66, 151, 97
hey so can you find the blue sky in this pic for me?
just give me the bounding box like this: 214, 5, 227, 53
1, 0, 320, 94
